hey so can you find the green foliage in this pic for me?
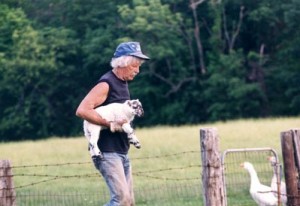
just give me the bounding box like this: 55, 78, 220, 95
0, 5, 81, 140
0, 0, 299, 140
264, 0, 300, 115
118, 0, 188, 60
204, 51, 265, 120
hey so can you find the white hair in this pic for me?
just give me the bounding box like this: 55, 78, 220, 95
110, 56, 144, 68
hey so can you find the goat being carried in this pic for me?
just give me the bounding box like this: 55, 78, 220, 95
83, 99, 144, 159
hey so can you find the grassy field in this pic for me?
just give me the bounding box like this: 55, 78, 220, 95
0, 117, 299, 205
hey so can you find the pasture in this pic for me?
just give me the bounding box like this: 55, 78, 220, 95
0, 117, 299, 205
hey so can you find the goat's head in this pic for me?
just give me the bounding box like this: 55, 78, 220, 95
126, 99, 144, 117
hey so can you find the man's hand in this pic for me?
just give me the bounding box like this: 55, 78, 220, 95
110, 120, 127, 132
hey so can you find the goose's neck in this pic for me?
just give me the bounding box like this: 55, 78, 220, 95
271, 164, 277, 180
247, 166, 261, 188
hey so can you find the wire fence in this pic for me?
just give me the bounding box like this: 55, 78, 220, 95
14, 183, 202, 206
1, 151, 203, 206
1, 148, 288, 206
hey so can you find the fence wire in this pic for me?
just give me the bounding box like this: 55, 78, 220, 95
13, 182, 202, 206
0, 150, 203, 206
2, 148, 293, 206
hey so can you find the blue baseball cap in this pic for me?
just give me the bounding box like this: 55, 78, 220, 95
113, 42, 150, 60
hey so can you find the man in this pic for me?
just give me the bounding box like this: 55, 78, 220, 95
76, 41, 150, 206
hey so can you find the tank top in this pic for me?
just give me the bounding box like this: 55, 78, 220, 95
97, 70, 130, 154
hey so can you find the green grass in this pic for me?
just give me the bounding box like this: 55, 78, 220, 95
0, 117, 299, 205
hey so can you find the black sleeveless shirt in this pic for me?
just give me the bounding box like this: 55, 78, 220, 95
97, 70, 130, 154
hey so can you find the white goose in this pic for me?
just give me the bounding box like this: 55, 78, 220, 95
268, 156, 287, 206
241, 161, 278, 206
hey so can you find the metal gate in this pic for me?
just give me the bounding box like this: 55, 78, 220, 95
221, 148, 280, 206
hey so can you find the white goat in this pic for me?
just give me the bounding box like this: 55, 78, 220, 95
83, 99, 144, 159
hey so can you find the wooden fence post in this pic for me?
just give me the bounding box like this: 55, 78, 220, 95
200, 128, 226, 206
0, 160, 16, 206
281, 129, 300, 206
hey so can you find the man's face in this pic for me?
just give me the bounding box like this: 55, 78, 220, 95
123, 61, 141, 81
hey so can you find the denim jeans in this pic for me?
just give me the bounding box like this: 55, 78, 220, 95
92, 153, 135, 206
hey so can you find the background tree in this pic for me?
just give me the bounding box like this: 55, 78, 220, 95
0, 5, 80, 140
265, 0, 300, 115
0, 0, 299, 140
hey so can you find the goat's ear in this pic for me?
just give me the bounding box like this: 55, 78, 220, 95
127, 100, 132, 107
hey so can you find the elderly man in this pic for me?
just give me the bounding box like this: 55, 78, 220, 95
76, 41, 149, 206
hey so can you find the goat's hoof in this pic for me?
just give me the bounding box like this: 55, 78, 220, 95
92, 153, 104, 160
134, 144, 141, 149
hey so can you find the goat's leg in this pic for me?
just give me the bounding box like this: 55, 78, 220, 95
86, 124, 103, 159
128, 133, 141, 149
122, 123, 141, 149
122, 123, 134, 134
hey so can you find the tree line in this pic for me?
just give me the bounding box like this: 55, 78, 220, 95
0, 0, 299, 141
